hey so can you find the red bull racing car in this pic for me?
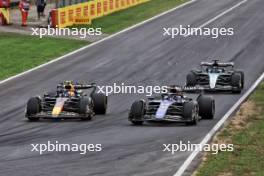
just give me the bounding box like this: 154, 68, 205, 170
25, 81, 107, 121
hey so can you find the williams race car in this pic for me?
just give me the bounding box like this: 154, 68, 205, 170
25, 81, 107, 121
186, 60, 244, 93
128, 86, 215, 125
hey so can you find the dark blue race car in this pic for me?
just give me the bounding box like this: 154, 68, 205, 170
128, 86, 215, 126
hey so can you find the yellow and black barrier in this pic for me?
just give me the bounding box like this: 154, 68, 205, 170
0, 7, 10, 25
52, 0, 150, 28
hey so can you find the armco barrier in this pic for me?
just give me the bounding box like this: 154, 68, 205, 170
52, 0, 150, 28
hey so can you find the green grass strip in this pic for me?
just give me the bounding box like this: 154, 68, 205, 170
0, 33, 88, 80
77, 0, 188, 34
195, 82, 264, 176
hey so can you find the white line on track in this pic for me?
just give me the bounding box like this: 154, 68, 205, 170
1, 0, 257, 175
175, 1, 256, 175
174, 72, 264, 176
0, 0, 197, 85
184, 0, 248, 37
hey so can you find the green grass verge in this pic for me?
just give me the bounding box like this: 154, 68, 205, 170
77, 0, 188, 34
195, 82, 264, 176
0, 33, 88, 80
0, 0, 188, 80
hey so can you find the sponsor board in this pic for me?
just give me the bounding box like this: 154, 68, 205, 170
0, 7, 10, 24
55, 0, 150, 28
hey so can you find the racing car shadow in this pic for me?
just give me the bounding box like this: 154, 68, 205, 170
25, 115, 109, 123
25, 119, 89, 123
129, 121, 199, 127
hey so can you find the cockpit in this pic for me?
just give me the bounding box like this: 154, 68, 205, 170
206, 67, 225, 73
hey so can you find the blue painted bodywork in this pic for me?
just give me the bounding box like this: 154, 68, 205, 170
155, 100, 174, 119
153, 96, 183, 119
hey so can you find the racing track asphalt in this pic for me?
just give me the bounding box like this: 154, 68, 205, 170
0, 0, 264, 175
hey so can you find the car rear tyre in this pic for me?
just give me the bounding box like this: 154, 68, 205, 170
183, 102, 198, 125
129, 101, 145, 125
91, 93, 107, 115
26, 97, 41, 121
186, 72, 197, 87
198, 95, 215, 119
231, 73, 242, 93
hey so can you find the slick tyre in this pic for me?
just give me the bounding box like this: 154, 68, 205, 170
129, 101, 145, 125
231, 73, 242, 93
183, 102, 198, 126
198, 95, 215, 119
186, 72, 197, 87
91, 93, 107, 115
26, 97, 41, 121
235, 70, 245, 89
79, 97, 92, 120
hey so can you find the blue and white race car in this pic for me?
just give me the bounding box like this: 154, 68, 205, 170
186, 60, 244, 93
128, 86, 215, 126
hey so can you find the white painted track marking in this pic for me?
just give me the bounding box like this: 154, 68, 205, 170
174, 72, 264, 176
0, 0, 197, 85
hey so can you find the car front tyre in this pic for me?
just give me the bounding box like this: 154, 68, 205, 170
26, 97, 41, 121
129, 101, 145, 125
79, 97, 92, 120
231, 73, 242, 93
183, 102, 198, 125
235, 70, 245, 89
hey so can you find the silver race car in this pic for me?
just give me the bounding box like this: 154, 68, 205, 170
186, 60, 244, 93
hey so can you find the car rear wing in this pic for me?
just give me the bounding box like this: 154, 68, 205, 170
65, 83, 97, 94
73, 83, 96, 89
165, 85, 204, 95
182, 85, 206, 94
200, 61, 234, 68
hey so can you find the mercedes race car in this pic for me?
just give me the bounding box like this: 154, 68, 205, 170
128, 86, 215, 125
25, 81, 107, 121
186, 60, 244, 93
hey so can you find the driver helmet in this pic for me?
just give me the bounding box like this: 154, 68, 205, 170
162, 94, 169, 100
64, 81, 75, 96
169, 85, 183, 96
